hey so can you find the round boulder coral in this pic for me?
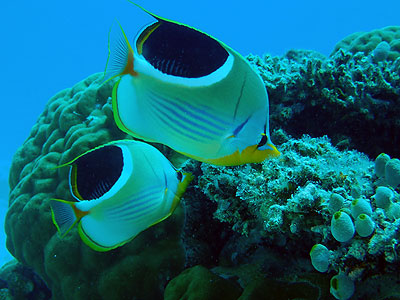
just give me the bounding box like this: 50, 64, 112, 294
331, 26, 400, 61
5, 73, 186, 299
164, 265, 242, 300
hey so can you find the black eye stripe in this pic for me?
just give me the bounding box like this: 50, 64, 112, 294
257, 135, 268, 148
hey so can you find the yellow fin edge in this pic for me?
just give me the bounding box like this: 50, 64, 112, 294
78, 223, 130, 252
50, 198, 80, 238
148, 172, 193, 227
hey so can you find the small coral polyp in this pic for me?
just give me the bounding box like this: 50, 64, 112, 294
373, 186, 394, 210
350, 198, 372, 219
308, 151, 400, 298
385, 158, 400, 188
331, 211, 355, 243
309, 244, 330, 272
330, 273, 355, 300
355, 214, 375, 237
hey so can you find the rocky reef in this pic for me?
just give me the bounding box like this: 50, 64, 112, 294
248, 35, 400, 159
4, 26, 400, 299
182, 133, 400, 299
0, 260, 50, 299
5, 74, 185, 299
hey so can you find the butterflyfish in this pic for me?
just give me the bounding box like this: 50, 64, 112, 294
104, 3, 280, 166
50, 140, 193, 252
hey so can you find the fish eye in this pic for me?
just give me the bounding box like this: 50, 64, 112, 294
257, 134, 268, 148
176, 171, 183, 181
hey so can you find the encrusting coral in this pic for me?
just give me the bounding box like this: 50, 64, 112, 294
182, 132, 400, 299
164, 265, 242, 300
247, 27, 400, 159
192, 133, 373, 237
0, 260, 50, 299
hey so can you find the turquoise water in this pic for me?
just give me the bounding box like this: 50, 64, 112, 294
0, 161, 12, 266
1, 0, 399, 162
0, 1, 400, 299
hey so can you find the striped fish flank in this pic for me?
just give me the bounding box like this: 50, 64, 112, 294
50, 140, 193, 252
104, 3, 280, 166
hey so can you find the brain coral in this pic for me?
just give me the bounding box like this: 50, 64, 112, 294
5, 73, 186, 299
331, 26, 400, 61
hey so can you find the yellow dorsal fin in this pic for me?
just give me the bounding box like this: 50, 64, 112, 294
127, 1, 166, 22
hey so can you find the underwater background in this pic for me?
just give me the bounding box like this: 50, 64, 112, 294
1, 0, 400, 299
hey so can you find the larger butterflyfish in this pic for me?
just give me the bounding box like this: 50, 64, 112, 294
103, 2, 280, 166
50, 140, 193, 252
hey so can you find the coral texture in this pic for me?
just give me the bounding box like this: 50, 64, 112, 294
331, 26, 400, 61
5, 26, 400, 299
248, 47, 400, 159
5, 74, 185, 299
164, 265, 242, 300
0, 260, 50, 299
182, 133, 400, 299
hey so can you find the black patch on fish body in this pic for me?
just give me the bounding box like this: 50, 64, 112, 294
139, 21, 229, 78
257, 124, 268, 148
73, 145, 123, 200
257, 134, 268, 148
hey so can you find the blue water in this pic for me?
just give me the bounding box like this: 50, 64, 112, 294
0, 160, 12, 266
0, 0, 399, 266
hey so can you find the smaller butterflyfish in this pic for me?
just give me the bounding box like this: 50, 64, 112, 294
50, 140, 193, 252
103, 2, 280, 166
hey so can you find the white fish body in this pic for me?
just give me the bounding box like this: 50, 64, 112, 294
50, 140, 192, 251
